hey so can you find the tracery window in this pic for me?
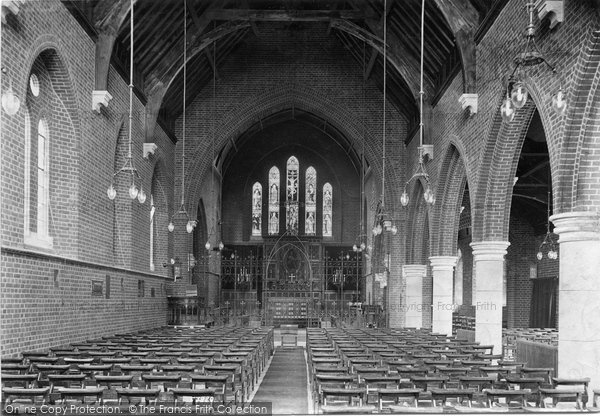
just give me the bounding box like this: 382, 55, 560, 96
251, 182, 262, 236
305, 167, 316, 235
268, 167, 280, 235
323, 183, 332, 237
286, 156, 299, 234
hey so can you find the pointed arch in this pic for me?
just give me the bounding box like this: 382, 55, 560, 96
431, 143, 469, 256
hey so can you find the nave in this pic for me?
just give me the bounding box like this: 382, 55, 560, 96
2, 325, 600, 414
3, 1, 600, 415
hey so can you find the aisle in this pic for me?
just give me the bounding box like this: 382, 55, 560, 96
251, 346, 309, 414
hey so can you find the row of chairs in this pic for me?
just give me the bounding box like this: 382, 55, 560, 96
306, 327, 598, 414
2, 325, 274, 409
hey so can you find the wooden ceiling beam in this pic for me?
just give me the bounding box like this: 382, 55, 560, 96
364, 49, 378, 80
432, 0, 479, 92
364, 0, 394, 81
205, 9, 369, 22
204, 48, 220, 81
145, 22, 249, 140
92, 0, 133, 90
145, 0, 224, 92
348, 0, 428, 101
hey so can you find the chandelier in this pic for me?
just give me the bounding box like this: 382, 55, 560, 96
501, 1, 566, 123
168, 0, 197, 234
106, 0, 145, 204
204, 37, 224, 253
537, 191, 558, 260
372, 0, 400, 236
400, 0, 435, 208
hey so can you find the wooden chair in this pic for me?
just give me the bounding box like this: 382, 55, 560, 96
59, 388, 104, 404
47, 374, 87, 393
539, 387, 585, 410
1, 374, 38, 388
95, 375, 133, 389
191, 375, 229, 405
458, 376, 496, 391
1, 387, 50, 405
410, 376, 448, 391
378, 388, 422, 410
430, 388, 476, 407
552, 377, 590, 408
1, 364, 30, 374
484, 388, 531, 408
115, 388, 160, 405
141, 374, 181, 392
169, 388, 215, 405
280, 324, 298, 347
520, 367, 553, 384
321, 387, 367, 406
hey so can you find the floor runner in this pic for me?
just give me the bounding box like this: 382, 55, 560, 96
251, 346, 308, 414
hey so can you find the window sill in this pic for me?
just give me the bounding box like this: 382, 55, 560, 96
24, 232, 53, 251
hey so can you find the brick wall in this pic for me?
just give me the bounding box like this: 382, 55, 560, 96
1, 0, 174, 356
221, 120, 360, 244
1, 249, 168, 356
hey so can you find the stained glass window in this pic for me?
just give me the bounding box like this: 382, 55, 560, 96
286, 156, 299, 234
305, 166, 316, 235
251, 182, 262, 236
323, 183, 332, 237
268, 167, 280, 235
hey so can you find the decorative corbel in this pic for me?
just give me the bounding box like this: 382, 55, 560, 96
92, 90, 113, 113
459, 93, 478, 116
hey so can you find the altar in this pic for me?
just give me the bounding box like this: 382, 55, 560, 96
220, 238, 363, 327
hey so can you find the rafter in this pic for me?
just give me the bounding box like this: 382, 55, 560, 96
144, 0, 224, 93
348, 0, 428, 99
329, 20, 386, 55
433, 0, 479, 92
364, 0, 394, 81
144, 21, 250, 140
204, 48, 219, 81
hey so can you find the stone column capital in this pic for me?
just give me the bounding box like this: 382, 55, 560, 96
550, 211, 600, 243
429, 256, 458, 271
470, 241, 510, 260
402, 264, 427, 279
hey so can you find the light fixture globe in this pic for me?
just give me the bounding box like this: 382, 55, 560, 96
107, 184, 116, 200
536, 251, 543, 261
205, 241, 211, 251
2, 87, 20, 115
186, 221, 194, 233
391, 225, 398, 235
128, 183, 139, 199
400, 191, 409, 207
137, 188, 146, 204
510, 81, 528, 109
360, 242, 366, 251
552, 88, 567, 116
501, 96, 515, 123
353, 244, 358, 252
218, 241, 225, 251
423, 186, 435, 205
548, 249, 558, 260
168, 222, 175, 232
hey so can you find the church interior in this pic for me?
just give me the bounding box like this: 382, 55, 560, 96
2, 0, 600, 413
